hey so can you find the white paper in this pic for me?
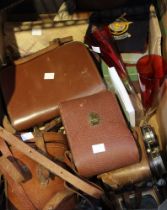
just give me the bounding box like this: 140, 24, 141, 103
32, 28, 42, 36
108, 67, 135, 127
44, 73, 55, 80
21, 132, 34, 141
92, 46, 101, 54
92, 143, 106, 154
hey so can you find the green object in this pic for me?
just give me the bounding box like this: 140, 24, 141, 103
126, 66, 138, 81
101, 61, 114, 90
101, 60, 138, 90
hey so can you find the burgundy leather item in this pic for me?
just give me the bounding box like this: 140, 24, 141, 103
0, 41, 106, 131
60, 91, 140, 177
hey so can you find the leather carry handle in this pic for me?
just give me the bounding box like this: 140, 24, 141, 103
0, 127, 104, 199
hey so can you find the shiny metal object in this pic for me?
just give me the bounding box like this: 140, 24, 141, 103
141, 125, 167, 178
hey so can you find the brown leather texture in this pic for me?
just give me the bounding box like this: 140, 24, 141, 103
0, 127, 104, 199
3, 132, 76, 210
0, 41, 106, 131
60, 91, 140, 177
98, 127, 152, 189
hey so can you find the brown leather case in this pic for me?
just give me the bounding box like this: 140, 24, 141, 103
60, 91, 140, 177
3, 132, 76, 210
0, 41, 106, 131
98, 127, 151, 189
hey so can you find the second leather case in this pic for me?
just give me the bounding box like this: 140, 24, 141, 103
60, 91, 140, 177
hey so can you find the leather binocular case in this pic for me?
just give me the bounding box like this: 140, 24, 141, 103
60, 91, 140, 177
98, 127, 152, 189
0, 41, 106, 131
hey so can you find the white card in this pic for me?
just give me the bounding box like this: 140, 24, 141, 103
21, 132, 34, 141
92, 46, 101, 54
44, 73, 55, 80
32, 28, 42, 36
108, 67, 135, 127
92, 143, 106, 154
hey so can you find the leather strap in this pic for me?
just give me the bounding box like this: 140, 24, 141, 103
0, 138, 37, 210
42, 117, 62, 132
2, 116, 16, 134
0, 127, 104, 199
26, 132, 67, 144
34, 128, 50, 186
50, 36, 73, 47
34, 130, 47, 154
64, 150, 76, 171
